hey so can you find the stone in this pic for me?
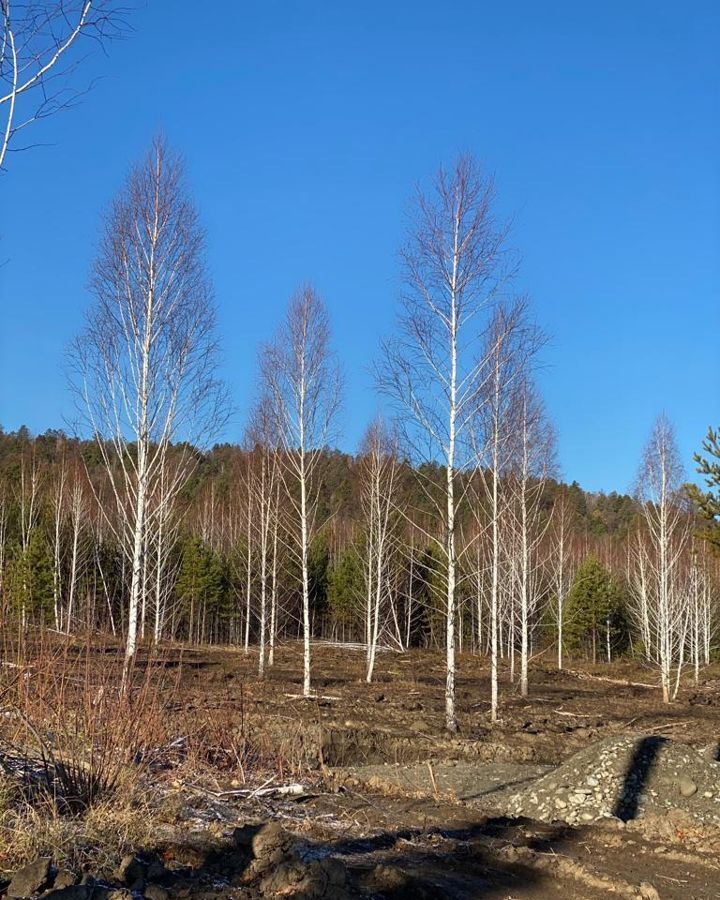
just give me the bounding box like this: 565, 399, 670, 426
370, 865, 410, 891
638, 882, 661, 900
679, 776, 698, 798
53, 870, 77, 890
144, 886, 169, 900
43, 888, 91, 900
145, 858, 167, 882
7, 857, 52, 898
251, 822, 293, 860
115, 854, 146, 889
260, 857, 351, 900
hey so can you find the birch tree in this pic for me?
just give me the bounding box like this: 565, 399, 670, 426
379, 155, 511, 731
633, 414, 689, 702
51, 445, 68, 630
246, 395, 281, 677
147, 452, 183, 643
359, 417, 399, 683
262, 286, 341, 697
687, 542, 713, 683
507, 379, 555, 697
15, 442, 41, 629
0, 485, 7, 601
1, 0, 123, 174
472, 299, 534, 721
70, 137, 227, 675
62, 455, 89, 631
550, 490, 576, 670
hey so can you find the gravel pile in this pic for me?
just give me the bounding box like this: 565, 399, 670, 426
506, 735, 720, 825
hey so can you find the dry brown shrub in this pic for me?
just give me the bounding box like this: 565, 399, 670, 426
0, 632, 176, 812
0, 632, 297, 871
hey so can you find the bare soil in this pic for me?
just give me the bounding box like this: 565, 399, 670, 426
5, 640, 720, 899
154, 642, 720, 898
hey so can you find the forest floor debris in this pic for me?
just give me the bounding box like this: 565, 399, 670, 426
0, 641, 719, 897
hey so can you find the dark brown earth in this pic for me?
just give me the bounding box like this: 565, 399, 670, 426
6, 640, 720, 898
151, 642, 720, 899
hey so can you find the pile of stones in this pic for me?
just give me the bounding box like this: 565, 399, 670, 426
505, 735, 720, 825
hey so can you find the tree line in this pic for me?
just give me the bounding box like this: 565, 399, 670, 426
2, 116, 719, 725
0, 407, 717, 723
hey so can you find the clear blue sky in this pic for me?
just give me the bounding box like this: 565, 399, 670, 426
1, 1, 718, 494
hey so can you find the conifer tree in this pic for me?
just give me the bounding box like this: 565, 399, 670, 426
690, 426, 720, 548
6, 532, 54, 624
564, 556, 627, 662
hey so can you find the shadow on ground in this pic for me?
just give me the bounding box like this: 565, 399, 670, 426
293, 815, 578, 899
612, 735, 667, 821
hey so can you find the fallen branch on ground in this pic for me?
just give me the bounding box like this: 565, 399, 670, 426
182, 781, 307, 800
283, 693, 342, 701
566, 670, 657, 689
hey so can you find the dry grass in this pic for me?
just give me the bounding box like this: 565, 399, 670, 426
0, 635, 175, 813
178, 680, 292, 785
0, 781, 164, 873
0, 632, 292, 873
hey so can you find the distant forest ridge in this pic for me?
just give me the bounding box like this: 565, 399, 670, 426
0, 424, 642, 540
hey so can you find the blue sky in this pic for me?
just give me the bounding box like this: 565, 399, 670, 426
0, 1, 718, 494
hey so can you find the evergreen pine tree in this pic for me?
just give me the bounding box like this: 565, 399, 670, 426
564, 555, 628, 662
6, 533, 54, 624
326, 546, 363, 628
690, 426, 720, 548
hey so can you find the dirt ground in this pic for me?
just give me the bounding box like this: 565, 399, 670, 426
153, 642, 720, 899
176, 643, 720, 764
5, 639, 720, 898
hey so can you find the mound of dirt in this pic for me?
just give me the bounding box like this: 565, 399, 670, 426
505, 735, 720, 825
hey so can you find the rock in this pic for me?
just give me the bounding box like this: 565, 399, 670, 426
145, 857, 167, 883
7, 857, 52, 898
260, 857, 351, 899
247, 822, 297, 877
638, 882, 661, 900
115, 854, 145, 889
43, 888, 91, 900
144, 886, 169, 900
53, 870, 77, 890
258, 859, 305, 894
251, 822, 294, 861
369, 865, 409, 891
679, 776, 698, 798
